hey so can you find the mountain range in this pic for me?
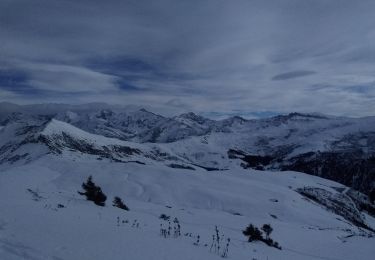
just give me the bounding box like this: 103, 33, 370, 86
1, 102, 374, 194
1, 102, 375, 260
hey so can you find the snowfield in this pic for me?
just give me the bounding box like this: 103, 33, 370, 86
0, 104, 374, 259
0, 154, 374, 260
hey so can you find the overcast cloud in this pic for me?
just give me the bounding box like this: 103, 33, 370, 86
0, 0, 375, 118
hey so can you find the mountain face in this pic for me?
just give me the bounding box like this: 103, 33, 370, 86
1, 103, 375, 260
0, 103, 374, 194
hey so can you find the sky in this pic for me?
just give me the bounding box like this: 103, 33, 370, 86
1, 0, 375, 118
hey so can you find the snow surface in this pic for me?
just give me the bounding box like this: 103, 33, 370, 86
42, 119, 147, 151
0, 153, 374, 260
0, 106, 374, 259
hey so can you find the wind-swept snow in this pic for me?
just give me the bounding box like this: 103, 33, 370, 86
0, 155, 374, 260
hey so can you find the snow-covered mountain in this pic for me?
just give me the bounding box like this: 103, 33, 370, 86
0, 103, 375, 260
1, 103, 374, 193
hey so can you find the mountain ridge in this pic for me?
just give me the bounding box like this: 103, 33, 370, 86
0, 103, 374, 194
1, 103, 375, 260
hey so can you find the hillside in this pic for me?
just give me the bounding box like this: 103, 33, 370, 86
1, 155, 374, 260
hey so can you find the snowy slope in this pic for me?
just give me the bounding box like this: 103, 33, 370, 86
0, 117, 197, 170
0, 156, 374, 260
0, 104, 375, 259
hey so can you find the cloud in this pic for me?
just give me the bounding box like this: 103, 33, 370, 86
0, 89, 17, 100
25, 63, 119, 93
0, 62, 120, 94
0, 0, 375, 117
0, 68, 30, 93
272, 70, 316, 81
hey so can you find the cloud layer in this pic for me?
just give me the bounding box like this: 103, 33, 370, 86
1, 0, 375, 118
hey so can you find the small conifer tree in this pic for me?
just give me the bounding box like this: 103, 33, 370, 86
243, 224, 263, 242
261, 224, 273, 239
78, 176, 107, 206
113, 196, 129, 211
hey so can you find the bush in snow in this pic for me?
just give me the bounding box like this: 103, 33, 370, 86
221, 238, 230, 258
78, 176, 107, 206
113, 196, 129, 211
243, 224, 263, 242
173, 218, 181, 237
160, 223, 167, 238
243, 223, 281, 250
261, 224, 273, 239
27, 188, 43, 201
209, 226, 226, 255
193, 235, 200, 246
208, 226, 231, 257
131, 219, 139, 228
159, 214, 170, 221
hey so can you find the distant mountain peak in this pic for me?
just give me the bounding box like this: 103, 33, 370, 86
0, 104, 375, 195
287, 112, 329, 119
178, 112, 207, 121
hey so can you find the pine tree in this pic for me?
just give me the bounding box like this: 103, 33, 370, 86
78, 176, 107, 206
243, 224, 263, 242
261, 224, 273, 239
113, 196, 129, 211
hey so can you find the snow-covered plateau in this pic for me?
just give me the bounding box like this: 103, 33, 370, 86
0, 103, 374, 260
